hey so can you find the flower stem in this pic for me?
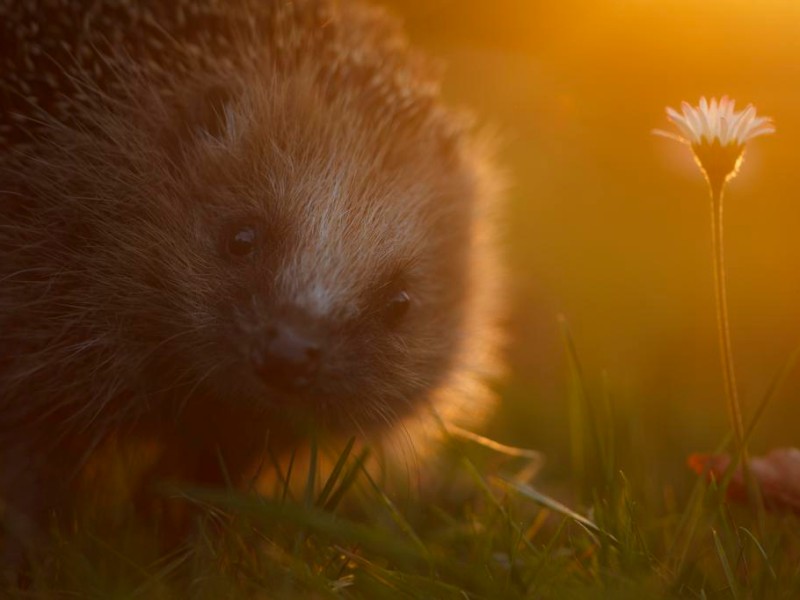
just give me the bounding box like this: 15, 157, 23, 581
708, 177, 767, 534
709, 181, 746, 457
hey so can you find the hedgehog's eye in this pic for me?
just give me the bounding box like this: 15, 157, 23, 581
225, 223, 258, 258
384, 290, 411, 326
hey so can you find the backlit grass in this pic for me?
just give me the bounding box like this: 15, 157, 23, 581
6, 333, 800, 599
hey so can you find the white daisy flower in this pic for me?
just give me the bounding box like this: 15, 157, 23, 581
654, 97, 775, 467
654, 96, 774, 190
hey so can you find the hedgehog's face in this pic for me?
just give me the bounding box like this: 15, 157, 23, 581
208, 221, 455, 430
200, 166, 472, 431
155, 80, 481, 432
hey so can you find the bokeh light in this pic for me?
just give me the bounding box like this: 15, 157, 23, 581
386, 0, 800, 482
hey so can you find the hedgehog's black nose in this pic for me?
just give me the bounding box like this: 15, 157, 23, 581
252, 325, 321, 391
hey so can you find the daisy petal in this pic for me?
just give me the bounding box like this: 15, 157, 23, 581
652, 128, 689, 144
656, 97, 773, 153
741, 115, 772, 140
719, 117, 731, 145
681, 102, 702, 140
732, 105, 757, 142
747, 122, 776, 140
666, 109, 698, 142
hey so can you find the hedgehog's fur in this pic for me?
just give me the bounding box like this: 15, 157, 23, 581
0, 0, 502, 559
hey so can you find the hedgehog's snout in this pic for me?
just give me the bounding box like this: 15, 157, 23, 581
251, 321, 322, 392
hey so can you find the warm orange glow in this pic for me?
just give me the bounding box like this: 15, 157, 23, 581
387, 0, 800, 455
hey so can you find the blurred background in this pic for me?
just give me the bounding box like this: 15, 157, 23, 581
385, 0, 800, 491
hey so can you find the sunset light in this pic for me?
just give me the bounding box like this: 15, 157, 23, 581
3, 1, 800, 597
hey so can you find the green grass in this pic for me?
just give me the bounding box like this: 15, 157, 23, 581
6, 337, 800, 599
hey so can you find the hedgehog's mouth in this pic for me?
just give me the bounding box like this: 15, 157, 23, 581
260, 379, 344, 410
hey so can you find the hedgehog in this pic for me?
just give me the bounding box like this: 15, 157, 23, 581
0, 0, 503, 562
